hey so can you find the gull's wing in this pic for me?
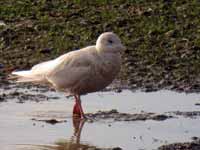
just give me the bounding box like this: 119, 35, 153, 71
46, 46, 98, 90
11, 46, 97, 84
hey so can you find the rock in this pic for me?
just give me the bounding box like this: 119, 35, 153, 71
192, 137, 199, 141
31, 118, 67, 125
112, 147, 122, 150
152, 114, 173, 121
0, 95, 5, 102
40, 48, 53, 54
0, 21, 6, 26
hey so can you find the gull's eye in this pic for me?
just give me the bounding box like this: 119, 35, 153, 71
108, 39, 113, 44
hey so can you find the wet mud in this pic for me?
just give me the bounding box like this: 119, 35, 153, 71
30, 109, 172, 125
158, 137, 200, 150
31, 118, 67, 125
86, 109, 172, 122
171, 111, 200, 118
0, 82, 59, 103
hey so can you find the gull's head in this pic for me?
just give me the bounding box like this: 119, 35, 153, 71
96, 32, 125, 54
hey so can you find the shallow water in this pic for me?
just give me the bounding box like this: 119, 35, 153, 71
0, 87, 200, 150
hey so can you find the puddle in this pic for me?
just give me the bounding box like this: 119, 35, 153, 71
0, 86, 200, 150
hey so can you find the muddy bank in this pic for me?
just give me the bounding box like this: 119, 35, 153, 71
31, 109, 200, 125
29, 109, 200, 124
0, 91, 48, 103
171, 111, 200, 118
158, 137, 200, 150
0, 81, 59, 103
87, 109, 172, 122
0, 90, 59, 103
30, 109, 172, 125
1, 1, 200, 93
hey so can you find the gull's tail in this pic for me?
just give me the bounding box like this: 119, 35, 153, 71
10, 70, 44, 83
9, 60, 55, 83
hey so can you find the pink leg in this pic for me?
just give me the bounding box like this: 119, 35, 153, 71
73, 100, 81, 118
73, 95, 86, 119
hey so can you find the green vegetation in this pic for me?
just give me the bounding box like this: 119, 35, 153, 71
0, 0, 200, 91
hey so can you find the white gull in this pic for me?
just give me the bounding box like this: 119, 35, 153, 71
11, 32, 125, 119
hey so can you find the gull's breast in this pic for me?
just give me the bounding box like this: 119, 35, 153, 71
71, 54, 121, 95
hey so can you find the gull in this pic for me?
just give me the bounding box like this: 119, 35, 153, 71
11, 32, 125, 119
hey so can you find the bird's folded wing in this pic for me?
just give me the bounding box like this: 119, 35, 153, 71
45, 49, 97, 88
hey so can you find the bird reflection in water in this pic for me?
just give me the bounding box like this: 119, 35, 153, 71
54, 117, 97, 150
19, 118, 97, 150
71, 117, 85, 143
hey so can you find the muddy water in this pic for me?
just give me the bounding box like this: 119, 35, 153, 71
0, 86, 200, 150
